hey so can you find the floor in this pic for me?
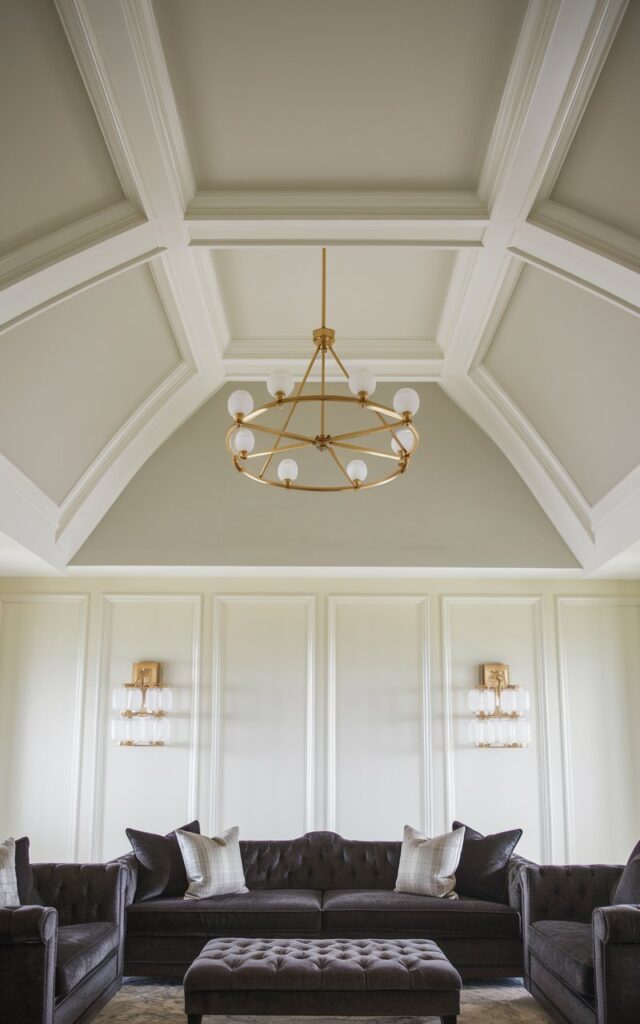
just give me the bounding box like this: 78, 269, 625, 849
95, 978, 552, 1023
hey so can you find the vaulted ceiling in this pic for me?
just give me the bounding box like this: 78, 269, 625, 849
0, 0, 638, 574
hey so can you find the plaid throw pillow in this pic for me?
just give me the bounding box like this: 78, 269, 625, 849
395, 825, 465, 898
0, 837, 20, 908
176, 826, 248, 900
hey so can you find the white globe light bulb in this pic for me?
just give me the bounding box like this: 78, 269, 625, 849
227, 389, 254, 419
231, 428, 255, 455
348, 368, 377, 398
266, 368, 295, 399
391, 428, 415, 454
393, 387, 420, 417
346, 459, 368, 484
277, 458, 299, 483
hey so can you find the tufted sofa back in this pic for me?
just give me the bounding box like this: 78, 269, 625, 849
240, 831, 401, 890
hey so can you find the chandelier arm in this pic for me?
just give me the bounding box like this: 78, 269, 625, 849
321, 345, 326, 437
329, 345, 350, 380
244, 440, 315, 460
327, 446, 357, 487
249, 422, 314, 445
373, 408, 405, 451
235, 461, 406, 492
331, 420, 407, 443
257, 345, 320, 478
332, 440, 403, 461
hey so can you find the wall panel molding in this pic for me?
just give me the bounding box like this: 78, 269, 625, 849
555, 595, 640, 861
327, 595, 431, 836
211, 595, 316, 836
441, 595, 552, 860
0, 593, 88, 859
91, 593, 201, 858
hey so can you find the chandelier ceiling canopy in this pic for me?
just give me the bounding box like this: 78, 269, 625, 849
225, 249, 420, 492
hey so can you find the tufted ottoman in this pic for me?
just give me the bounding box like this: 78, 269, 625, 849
183, 937, 461, 1022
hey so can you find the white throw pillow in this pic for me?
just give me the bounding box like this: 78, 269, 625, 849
394, 824, 465, 898
0, 837, 20, 908
176, 826, 248, 900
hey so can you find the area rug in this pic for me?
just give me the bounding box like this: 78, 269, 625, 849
95, 978, 552, 1023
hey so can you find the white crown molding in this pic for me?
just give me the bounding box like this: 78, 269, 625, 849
527, 200, 640, 277
186, 191, 489, 223
528, 0, 630, 209
186, 220, 487, 247
512, 217, 640, 315
223, 355, 445, 383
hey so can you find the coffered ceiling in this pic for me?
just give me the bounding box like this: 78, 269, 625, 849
0, 0, 638, 574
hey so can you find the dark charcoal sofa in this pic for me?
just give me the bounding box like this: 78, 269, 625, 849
118, 830, 529, 981
520, 862, 640, 1024
0, 861, 127, 1024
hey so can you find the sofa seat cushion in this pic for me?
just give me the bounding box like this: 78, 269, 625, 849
127, 889, 323, 937
322, 889, 521, 939
56, 922, 119, 997
529, 920, 594, 997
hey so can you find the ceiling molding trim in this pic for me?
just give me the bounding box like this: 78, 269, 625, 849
0, 234, 165, 336
528, 199, 640, 274
472, 366, 593, 535
592, 462, 640, 531
479, 0, 560, 209
469, 258, 525, 369
186, 191, 490, 222
223, 356, 445, 383
121, 0, 196, 210
0, 454, 62, 568
0, 200, 143, 293
62, 565, 586, 579
186, 220, 487, 246
435, 249, 480, 356
528, 0, 629, 210
192, 249, 232, 356
440, 374, 595, 567
54, 366, 217, 565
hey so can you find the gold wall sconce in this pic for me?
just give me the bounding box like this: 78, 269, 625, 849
468, 664, 530, 748
111, 661, 173, 746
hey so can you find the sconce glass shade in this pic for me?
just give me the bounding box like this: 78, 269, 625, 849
112, 686, 143, 714
227, 390, 254, 418
468, 688, 495, 715
390, 428, 415, 454
393, 387, 420, 417
145, 687, 173, 714
266, 369, 295, 399
346, 459, 368, 484
348, 368, 377, 398
278, 458, 299, 483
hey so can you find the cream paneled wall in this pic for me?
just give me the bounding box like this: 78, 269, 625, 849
0, 577, 639, 865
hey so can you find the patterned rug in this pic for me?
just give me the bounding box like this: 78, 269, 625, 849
95, 978, 552, 1023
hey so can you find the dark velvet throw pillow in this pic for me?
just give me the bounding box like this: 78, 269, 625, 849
452, 821, 522, 903
14, 837, 43, 906
126, 820, 200, 901
613, 839, 640, 905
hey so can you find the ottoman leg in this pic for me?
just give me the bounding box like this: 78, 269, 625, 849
187, 1016, 202, 1024
441, 1017, 457, 1024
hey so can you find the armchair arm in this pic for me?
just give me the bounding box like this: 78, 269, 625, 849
520, 864, 623, 928
507, 854, 537, 913
593, 905, 640, 1024
32, 862, 126, 927
108, 851, 138, 907
0, 907, 57, 1024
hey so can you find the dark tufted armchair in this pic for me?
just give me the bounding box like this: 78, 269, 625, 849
0, 861, 127, 1024
520, 862, 640, 1024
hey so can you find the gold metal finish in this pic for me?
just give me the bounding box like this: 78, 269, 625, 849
227, 248, 419, 492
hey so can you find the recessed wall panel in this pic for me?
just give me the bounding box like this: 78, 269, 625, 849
330, 597, 428, 840
214, 597, 313, 838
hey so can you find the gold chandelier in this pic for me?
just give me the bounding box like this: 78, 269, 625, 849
225, 249, 420, 491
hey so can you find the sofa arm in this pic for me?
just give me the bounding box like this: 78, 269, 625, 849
520, 864, 623, 929
108, 851, 138, 907
507, 854, 536, 913
33, 862, 126, 928
593, 905, 640, 1024
0, 907, 58, 1024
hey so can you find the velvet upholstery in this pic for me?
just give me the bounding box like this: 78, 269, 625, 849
452, 821, 522, 902
321, 888, 520, 938
184, 937, 461, 1019
521, 860, 640, 1024
612, 839, 640, 905
118, 829, 527, 981
0, 862, 126, 1024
